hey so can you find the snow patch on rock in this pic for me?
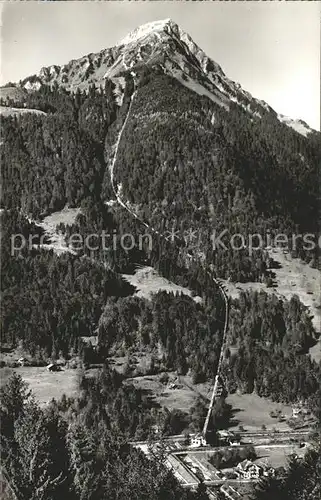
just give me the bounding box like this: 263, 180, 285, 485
116, 19, 172, 47
277, 114, 312, 137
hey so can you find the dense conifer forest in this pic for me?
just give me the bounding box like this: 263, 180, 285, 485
113, 71, 320, 276
0, 373, 210, 500
1, 71, 320, 281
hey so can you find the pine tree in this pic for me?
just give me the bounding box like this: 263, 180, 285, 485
67, 420, 101, 500
0, 373, 31, 439
251, 475, 285, 500
6, 399, 66, 500
195, 480, 209, 500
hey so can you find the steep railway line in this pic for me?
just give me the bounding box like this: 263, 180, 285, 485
202, 279, 229, 437
108, 81, 230, 437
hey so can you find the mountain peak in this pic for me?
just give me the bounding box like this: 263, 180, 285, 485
12, 19, 315, 137
116, 18, 177, 47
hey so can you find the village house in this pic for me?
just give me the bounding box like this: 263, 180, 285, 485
235, 460, 262, 480
189, 433, 207, 448
217, 430, 241, 446
257, 462, 276, 477
217, 429, 230, 445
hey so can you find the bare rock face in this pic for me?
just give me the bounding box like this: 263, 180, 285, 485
5, 18, 315, 136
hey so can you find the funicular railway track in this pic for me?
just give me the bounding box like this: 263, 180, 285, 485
108, 80, 230, 439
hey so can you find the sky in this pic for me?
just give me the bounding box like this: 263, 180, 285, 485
1, 1, 320, 130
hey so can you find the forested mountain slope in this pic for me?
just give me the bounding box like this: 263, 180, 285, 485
1, 18, 320, 356
1, 20, 320, 283
109, 69, 320, 277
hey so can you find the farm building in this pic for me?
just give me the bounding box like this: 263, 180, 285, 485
47, 363, 61, 372
17, 357, 28, 366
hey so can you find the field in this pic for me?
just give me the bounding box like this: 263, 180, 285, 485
125, 372, 206, 414
253, 443, 310, 469
0, 366, 80, 405
223, 248, 321, 362
122, 266, 203, 302
226, 393, 292, 432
